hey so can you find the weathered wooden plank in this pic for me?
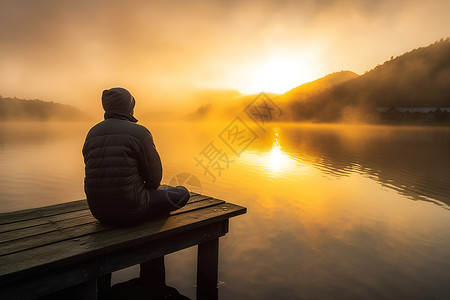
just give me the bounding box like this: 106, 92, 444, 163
0, 209, 92, 234
0, 221, 229, 300
0, 185, 199, 226
0, 194, 209, 233
0, 214, 94, 244
171, 197, 221, 214
0, 194, 214, 242
0, 203, 246, 282
187, 194, 213, 204
0, 200, 88, 225
0, 215, 100, 255
0, 198, 226, 256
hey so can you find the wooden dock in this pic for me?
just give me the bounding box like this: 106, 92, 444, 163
0, 186, 246, 299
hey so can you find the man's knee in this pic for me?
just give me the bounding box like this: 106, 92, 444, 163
168, 186, 190, 208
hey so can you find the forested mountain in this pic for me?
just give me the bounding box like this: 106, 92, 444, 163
0, 97, 91, 121
281, 38, 450, 122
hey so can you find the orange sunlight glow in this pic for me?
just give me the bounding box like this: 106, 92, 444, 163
241, 52, 319, 94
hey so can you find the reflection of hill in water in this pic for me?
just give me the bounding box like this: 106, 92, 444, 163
281, 125, 450, 207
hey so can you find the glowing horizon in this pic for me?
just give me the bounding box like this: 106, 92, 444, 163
1, 0, 449, 111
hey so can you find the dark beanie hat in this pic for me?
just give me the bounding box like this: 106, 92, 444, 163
101, 87, 135, 113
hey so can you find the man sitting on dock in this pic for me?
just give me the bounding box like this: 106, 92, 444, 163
82, 87, 190, 299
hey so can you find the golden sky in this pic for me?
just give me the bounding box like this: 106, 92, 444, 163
0, 0, 449, 111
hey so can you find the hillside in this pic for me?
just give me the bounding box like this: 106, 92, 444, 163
283, 38, 450, 122
279, 71, 359, 102
0, 97, 91, 121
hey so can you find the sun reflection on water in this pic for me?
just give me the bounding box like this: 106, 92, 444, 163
269, 132, 284, 171
239, 128, 311, 178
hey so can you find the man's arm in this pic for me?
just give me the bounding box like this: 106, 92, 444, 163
139, 130, 163, 189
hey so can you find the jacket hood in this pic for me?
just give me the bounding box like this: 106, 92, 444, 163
104, 111, 138, 123
102, 88, 135, 114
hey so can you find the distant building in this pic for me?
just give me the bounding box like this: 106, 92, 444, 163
377, 107, 450, 123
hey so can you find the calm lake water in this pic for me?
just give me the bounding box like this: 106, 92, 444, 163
1, 121, 449, 299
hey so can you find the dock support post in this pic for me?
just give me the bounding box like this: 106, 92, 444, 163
40, 279, 97, 300
196, 237, 219, 300
77, 279, 97, 300
97, 273, 111, 298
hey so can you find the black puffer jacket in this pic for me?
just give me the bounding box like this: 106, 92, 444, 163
82, 88, 162, 224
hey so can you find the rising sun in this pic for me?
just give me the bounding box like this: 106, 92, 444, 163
245, 54, 314, 94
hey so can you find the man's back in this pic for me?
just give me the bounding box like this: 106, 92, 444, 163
82, 87, 190, 297
82, 88, 162, 225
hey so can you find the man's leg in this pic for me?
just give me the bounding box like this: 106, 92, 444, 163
147, 186, 190, 217
166, 186, 190, 210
